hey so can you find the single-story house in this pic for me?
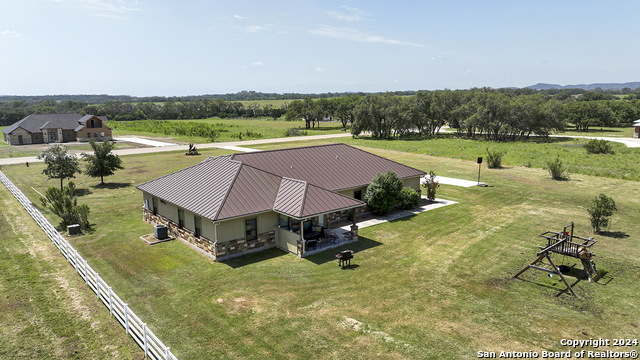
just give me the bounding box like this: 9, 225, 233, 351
634, 119, 640, 138
2, 114, 112, 145
137, 143, 426, 261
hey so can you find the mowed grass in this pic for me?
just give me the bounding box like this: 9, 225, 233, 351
0, 184, 141, 359
251, 135, 640, 181
111, 118, 347, 144
552, 126, 634, 138
0, 141, 141, 159
2, 144, 639, 359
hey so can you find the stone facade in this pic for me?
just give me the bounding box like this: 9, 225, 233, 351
142, 207, 276, 261
5, 128, 33, 145
143, 208, 216, 259
216, 230, 276, 261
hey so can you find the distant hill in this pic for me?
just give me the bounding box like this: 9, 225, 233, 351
527, 82, 640, 91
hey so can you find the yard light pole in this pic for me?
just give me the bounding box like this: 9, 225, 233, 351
476, 157, 487, 187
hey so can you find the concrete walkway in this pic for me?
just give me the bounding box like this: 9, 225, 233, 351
113, 137, 177, 147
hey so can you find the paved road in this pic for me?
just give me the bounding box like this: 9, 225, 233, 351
0, 133, 353, 165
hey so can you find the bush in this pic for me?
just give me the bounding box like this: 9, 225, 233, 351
486, 148, 506, 168
399, 187, 420, 210
364, 170, 403, 215
587, 194, 617, 233
584, 139, 614, 154
284, 127, 307, 137
39, 181, 91, 232
422, 171, 440, 201
545, 156, 569, 180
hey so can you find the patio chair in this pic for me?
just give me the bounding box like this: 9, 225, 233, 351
321, 229, 338, 245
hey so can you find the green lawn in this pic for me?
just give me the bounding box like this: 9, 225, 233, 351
0, 183, 140, 359
2, 143, 638, 359
552, 126, 634, 138
0, 142, 141, 159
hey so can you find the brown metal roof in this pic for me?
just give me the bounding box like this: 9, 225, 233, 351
137, 143, 422, 222
273, 178, 307, 218
136, 156, 242, 221
230, 143, 425, 191
216, 165, 281, 221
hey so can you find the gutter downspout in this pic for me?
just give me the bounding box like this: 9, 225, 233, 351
213, 221, 220, 260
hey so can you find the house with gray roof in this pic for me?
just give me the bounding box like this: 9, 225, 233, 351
137, 143, 425, 261
2, 114, 112, 145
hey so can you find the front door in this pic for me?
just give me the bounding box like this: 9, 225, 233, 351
17, 135, 23, 145
48, 131, 56, 142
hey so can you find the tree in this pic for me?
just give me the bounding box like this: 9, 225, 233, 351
364, 170, 404, 215
40, 181, 91, 231
36, 145, 82, 190
587, 194, 617, 233
82, 140, 124, 185
422, 171, 440, 201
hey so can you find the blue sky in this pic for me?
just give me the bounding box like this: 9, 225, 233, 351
1, 0, 639, 96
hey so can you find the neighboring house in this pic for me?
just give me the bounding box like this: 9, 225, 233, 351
2, 114, 112, 145
634, 119, 640, 138
137, 143, 426, 261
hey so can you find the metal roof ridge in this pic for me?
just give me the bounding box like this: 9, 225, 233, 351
212, 160, 245, 221
346, 144, 427, 175
307, 182, 366, 205
299, 181, 309, 218
230, 142, 347, 158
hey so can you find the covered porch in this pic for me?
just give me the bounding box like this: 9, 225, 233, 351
275, 205, 365, 258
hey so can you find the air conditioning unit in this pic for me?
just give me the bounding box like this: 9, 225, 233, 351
154, 224, 168, 240
67, 224, 81, 235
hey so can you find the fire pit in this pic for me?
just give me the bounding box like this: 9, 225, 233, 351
336, 250, 354, 267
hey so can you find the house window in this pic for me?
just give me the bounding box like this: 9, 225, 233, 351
178, 209, 184, 229
34, 134, 39, 140
279, 214, 289, 229
66, 131, 70, 138
245, 218, 257, 241
94, 132, 98, 138
87, 132, 91, 138
152, 197, 158, 215
194, 216, 201, 237
354, 190, 362, 200
291, 218, 300, 233
101, 132, 105, 137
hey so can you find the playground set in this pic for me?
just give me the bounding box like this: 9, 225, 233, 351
514, 222, 597, 297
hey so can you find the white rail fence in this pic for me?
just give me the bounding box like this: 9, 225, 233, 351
0, 171, 177, 360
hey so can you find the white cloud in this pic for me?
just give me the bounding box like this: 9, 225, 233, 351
234, 15, 246, 19
244, 24, 273, 32
327, 5, 369, 21
252, 62, 263, 66
315, 68, 325, 72
79, 0, 141, 13
310, 25, 424, 47
1, 30, 25, 38
465, 69, 476, 75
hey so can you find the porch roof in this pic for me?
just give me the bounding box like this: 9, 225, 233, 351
273, 178, 365, 219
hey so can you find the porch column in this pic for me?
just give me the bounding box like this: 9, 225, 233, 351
300, 219, 305, 255
350, 208, 359, 240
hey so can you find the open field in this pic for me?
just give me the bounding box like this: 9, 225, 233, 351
0, 183, 141, 359
109, 118, 347, 144
552, 126, 634, 138
250, 135, 640, 181
2, 143, 639, 359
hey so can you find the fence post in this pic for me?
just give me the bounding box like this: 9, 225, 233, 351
124, 303, 129, 334
96, 273, 101, 300
83, 259, 88, 284
166, 347, 170, 359
143, 323, 148, 358
108, 286, 113, 315
74, 249, 79, 275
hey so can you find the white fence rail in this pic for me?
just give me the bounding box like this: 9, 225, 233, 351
0, 170, 177, 360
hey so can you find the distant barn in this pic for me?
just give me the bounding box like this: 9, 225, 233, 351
634, 119, 640, 139
2, 114, 112, 145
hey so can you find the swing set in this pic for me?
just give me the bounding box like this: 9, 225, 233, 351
514, 222, 597, 297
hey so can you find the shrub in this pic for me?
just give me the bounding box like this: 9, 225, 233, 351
545, 156, 569, 180
422, 171, 440, 201
587, 194, 617, 233
584, 139, 614, 154
486, 148, 506, 168
364, 170, 403, 215
39, 181, 91, 232
399, 187, 420, 210
284, 127, 307, 137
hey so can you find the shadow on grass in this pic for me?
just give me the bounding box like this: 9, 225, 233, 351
90, 182, 133, 190
305, 236, 382, 265
75, 188, 93, 197
222, 248, 288, 269
598, 231, 629, 239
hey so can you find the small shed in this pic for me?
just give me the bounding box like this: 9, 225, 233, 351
634, 119, 640, 138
